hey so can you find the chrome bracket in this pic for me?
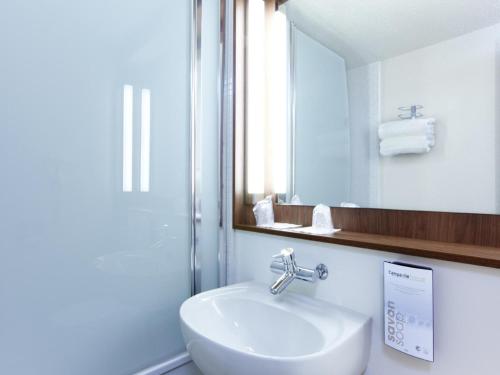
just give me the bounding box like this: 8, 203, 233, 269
316, 264, 329, 280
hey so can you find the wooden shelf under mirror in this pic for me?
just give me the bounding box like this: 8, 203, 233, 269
233, 202, 500, 268
231, 0, 500, 269
235, 224, 500, 269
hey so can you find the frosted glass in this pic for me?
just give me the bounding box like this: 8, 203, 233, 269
0, 1, 192, 374
293, 28, 351, 206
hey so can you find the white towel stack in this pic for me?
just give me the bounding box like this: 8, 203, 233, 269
378, 118, 435, 156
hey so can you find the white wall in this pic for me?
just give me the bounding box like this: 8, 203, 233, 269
230, 230, 500, 374
380, 23, 499, 213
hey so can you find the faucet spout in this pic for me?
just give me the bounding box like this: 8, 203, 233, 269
269, 248, 328, 295
269, 272, 295, 295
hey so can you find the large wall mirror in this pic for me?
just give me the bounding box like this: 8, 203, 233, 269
242, 0, 500, 214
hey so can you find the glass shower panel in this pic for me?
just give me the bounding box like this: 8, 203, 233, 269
0, 1, 192, 374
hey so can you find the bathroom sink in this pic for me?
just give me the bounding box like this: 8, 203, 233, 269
180, 282, 372, 375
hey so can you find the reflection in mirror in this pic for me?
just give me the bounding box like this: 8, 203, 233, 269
244, 0, 500, 214
245, 0, 288, 199
291, 25, 350, 207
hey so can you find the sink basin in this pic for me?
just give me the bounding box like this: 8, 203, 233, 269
180, 282, 372, 375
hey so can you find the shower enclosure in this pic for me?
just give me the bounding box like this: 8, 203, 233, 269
0, 1, 222, 374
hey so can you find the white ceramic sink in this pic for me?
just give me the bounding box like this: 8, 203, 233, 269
180, 282, 372, 375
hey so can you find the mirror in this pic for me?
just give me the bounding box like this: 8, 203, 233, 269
244, 0, 500, 214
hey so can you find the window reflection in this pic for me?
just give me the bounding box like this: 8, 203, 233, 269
140, 89, 151, 192
122, 84, 133, 192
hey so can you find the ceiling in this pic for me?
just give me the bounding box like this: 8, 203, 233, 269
284, 0, 500, 67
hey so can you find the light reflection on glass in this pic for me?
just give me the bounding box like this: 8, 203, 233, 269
140, 89, 151, 192
122, 84, 133, 192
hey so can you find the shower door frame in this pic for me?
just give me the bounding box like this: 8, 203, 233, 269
191, 0, 229, 301
137, 0, 229, 373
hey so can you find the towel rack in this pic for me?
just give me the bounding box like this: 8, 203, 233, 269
398, 105, 423, 120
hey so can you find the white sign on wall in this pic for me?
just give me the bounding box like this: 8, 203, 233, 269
384, 261, 434, 362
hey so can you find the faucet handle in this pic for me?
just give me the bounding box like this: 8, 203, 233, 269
272, 248, 294, 260
272, 248, 296, 271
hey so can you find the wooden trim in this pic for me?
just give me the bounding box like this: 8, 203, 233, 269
231, 0, 500, 268
235, 224, 500, 268
234, 203, 500, 248
275, 0, 288, 10
233, 0, 246, 227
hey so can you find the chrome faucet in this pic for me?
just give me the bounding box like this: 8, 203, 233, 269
269, 248, 328, 295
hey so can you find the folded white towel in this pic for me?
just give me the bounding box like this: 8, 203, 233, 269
378, 118, 435, 140
380, 135, 432, 156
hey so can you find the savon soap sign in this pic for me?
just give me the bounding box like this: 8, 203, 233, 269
384, 262, 434, 362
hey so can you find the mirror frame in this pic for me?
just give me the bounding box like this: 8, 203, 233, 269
231, 0, 500, 268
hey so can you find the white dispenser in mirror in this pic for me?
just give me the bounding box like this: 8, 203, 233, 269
289, 204, 340, 235
252, 196, 302, 230
253, 195, 275, 227
384, 261, 434, 362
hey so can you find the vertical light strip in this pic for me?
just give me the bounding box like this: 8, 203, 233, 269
140, 89, 151, 192
288, 22, 297, 198
122, 84, 133, 192
246, 0, 266, 195
270, 10, 288, 194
